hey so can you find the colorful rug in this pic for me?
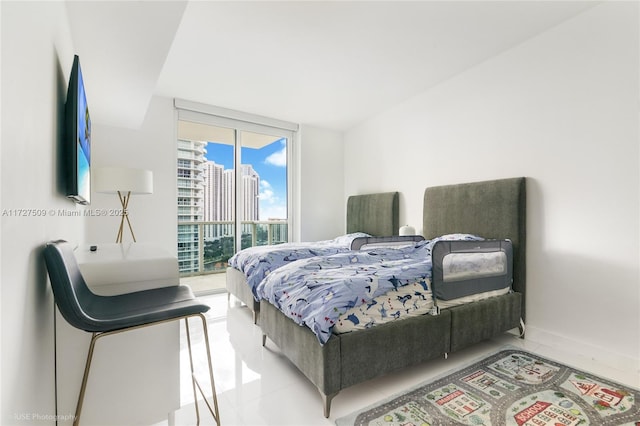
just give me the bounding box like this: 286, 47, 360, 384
336, 348, 639, 426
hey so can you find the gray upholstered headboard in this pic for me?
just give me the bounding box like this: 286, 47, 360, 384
346, 192, 399, 237
423, 178, 526, 320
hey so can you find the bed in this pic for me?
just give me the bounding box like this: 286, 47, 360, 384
258, 177, 526, 417
226, 191, 401, 323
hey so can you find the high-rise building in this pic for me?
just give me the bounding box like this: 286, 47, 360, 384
203, 161, 223, 221
203, 163, 260, 223
178, 141, 263, 274
241, 164, 260, 221
177, 139, 206, 274
203, 161, 224, 239
222, 169, 234, 221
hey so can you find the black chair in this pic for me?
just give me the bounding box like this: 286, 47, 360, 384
43, 240, 220, 426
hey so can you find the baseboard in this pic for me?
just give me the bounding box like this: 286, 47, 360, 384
525, 325, 640, 378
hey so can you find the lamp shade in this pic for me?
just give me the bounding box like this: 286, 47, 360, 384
94, 167, 153, 194
399, 225, 415, 236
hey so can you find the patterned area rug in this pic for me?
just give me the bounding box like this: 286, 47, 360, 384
336, 348, 639, 426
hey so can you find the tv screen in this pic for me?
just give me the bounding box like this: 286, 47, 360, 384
64, 55, 91, 205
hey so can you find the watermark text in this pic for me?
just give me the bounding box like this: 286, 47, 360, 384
14, 412, 77, 422
2, 208, 124, 217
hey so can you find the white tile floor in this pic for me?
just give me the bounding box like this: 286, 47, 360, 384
160, 293, 638, 426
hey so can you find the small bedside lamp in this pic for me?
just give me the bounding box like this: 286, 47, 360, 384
399, 225, 416, 236
94, 167, 153, 243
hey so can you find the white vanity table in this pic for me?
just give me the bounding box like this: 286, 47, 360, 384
55, 243, 181, 426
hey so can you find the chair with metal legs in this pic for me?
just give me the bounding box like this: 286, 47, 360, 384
43, 240, 220, 426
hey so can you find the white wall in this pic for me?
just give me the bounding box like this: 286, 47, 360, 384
86, 96, 177, 254
1, 2, 80, 425
299, 125, 345, 241
344, 2, 639, 369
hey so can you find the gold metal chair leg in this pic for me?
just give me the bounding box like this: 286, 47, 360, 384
199, 313, 220, 426
74, 332, 99, 426
185, 314, 220, 426
185, 317, 201, 425
71, 316, 220, 426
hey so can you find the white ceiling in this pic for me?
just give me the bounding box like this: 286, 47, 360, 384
66, 1, 598, 132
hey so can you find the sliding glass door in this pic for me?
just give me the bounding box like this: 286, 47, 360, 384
175, 104, 296, 292
236, 131, 289, 249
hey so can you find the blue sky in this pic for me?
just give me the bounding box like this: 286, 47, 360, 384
205, 138, 287, 220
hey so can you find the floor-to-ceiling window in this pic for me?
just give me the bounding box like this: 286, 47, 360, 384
175, 100, 297, 293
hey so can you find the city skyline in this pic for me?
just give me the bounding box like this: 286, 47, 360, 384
204, 138, 287, 220
177, 137, 289, 274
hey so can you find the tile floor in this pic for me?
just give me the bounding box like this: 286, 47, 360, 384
180, 273, 227, 294
159, 293, 638, 426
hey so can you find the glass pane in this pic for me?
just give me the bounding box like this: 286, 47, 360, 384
239, 131, 288, 247
203, 140, 235, 271
177, 119, 290, 294
176, 136, 206, 276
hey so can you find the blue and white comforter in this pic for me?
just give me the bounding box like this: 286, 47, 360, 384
256, 234, 482, 344
333, 279, 434, 334
228, 233, 370, 299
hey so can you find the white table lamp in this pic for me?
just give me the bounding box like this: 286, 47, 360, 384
94, 167, 153, 243
399, 225, 416, 236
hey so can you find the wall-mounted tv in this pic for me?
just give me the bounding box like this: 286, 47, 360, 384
64, 55, 91, 205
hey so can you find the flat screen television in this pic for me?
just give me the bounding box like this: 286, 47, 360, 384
64, 55, 91, 205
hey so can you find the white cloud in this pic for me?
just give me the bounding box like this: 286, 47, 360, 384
264, 146, 286, 167
260, 188, 275, 202
259, 180, 276, 202
259, 179, 286, 219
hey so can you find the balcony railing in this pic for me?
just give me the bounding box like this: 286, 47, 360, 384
178, 220, 288, 276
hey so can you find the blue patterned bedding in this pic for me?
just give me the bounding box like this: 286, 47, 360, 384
256, 234, 483, 344
333, 279, 434, 334
227, 233, 370, 300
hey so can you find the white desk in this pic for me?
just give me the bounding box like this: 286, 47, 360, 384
56, 243, 181, 426
74, 242, 179, 294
